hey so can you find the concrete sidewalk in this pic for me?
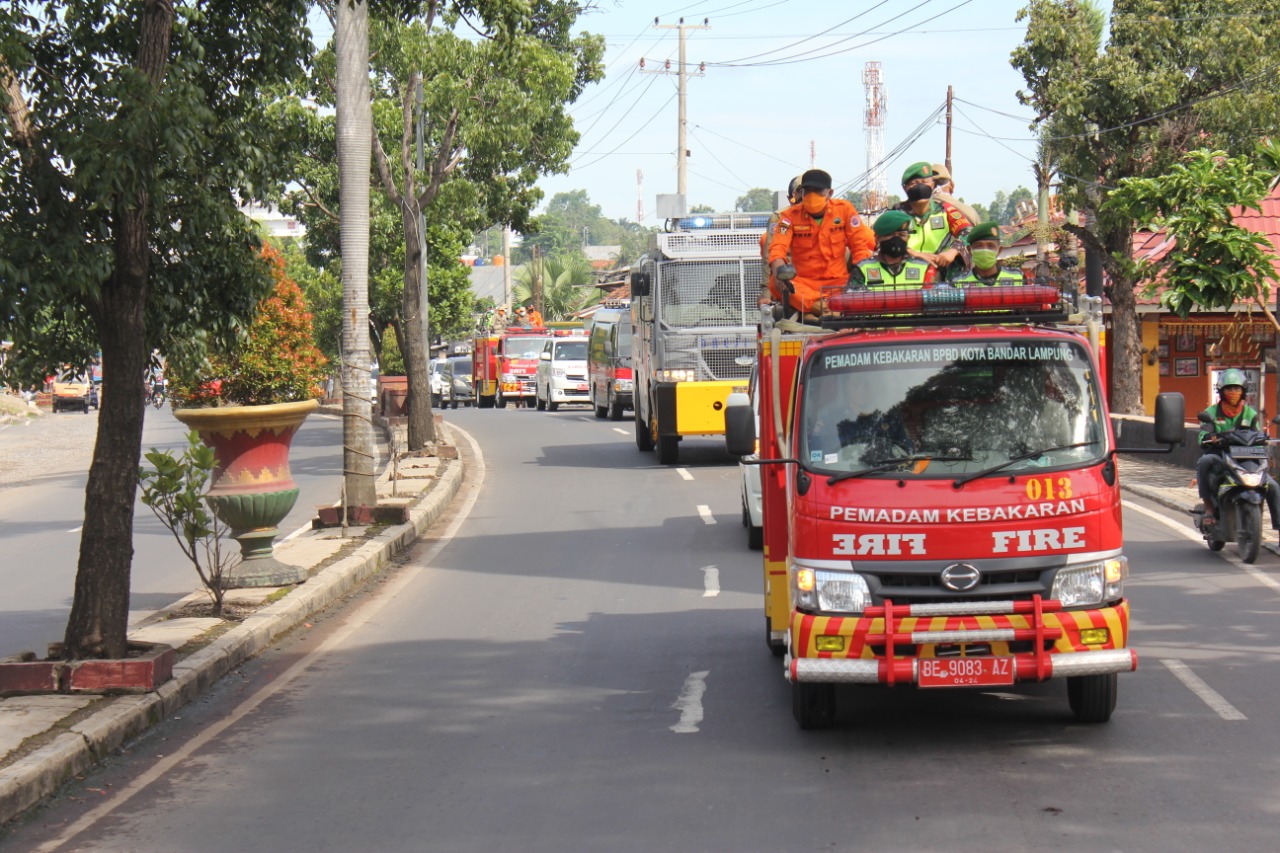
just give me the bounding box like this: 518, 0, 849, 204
0, 420, 466, 825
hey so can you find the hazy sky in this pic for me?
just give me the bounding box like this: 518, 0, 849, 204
537, 0, 1096, 222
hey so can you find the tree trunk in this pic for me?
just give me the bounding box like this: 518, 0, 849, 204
62, 0, 171, 661
1102, 223, 1144, 415
403, 204, 436, 447
336, 0, 378, 507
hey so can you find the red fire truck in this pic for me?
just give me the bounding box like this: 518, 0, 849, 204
473, 327, 552, 408
724, 285, 1184, 729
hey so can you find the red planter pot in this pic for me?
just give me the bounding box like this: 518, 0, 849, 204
174, 400, 317, 588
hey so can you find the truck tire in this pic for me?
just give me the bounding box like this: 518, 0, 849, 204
792, 682, 836, 730
479, 395, 494, 409
657, 434, 679, 465
594, 395, 607, 419
496, 391, 508, 409
536, 393, 545, 411
1238, 502, 1262, 564
547, 397, 559, 412
1067, 673, 1117, 723
635, 410, 654, 452
608, 394, 624, 421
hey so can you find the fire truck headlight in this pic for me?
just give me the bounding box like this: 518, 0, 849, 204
657, 368, 695, 383
1052, 557, 1125, 607
501, 373, 518, 383
793, 568, 870, 613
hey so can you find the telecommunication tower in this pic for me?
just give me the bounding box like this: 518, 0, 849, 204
862, 61, 888, 211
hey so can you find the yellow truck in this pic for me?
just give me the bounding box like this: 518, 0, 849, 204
51, 373, 94, 413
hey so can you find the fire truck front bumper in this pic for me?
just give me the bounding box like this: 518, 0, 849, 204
785, 597, 1136, 686
788, 648, 1137, 685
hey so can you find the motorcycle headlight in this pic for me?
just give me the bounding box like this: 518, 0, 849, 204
793, 568, 870, 613
1240, 471, 1264, 488
1051, 556, 1126, 608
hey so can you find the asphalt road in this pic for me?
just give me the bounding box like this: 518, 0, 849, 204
0, 405, 353, 656
7, 403, 1280, 851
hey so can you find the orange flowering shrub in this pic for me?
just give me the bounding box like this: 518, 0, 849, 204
170, 245, 328, 407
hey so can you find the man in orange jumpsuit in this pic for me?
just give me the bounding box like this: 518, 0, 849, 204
767, 169, 875, 317
759, 174, 804, 305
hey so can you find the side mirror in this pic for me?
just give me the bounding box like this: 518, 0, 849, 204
724, 392, 756, 456
540, 351, 552, 361
631, 270, 651, 297
1154, 392, 1188, 445
1197, 410, 1214, 426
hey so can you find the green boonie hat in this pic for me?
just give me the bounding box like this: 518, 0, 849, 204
872, 210, 913, 238
965, 221, 1001, 245
901, 161, 934, 184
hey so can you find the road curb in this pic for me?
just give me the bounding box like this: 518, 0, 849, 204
0, 444, 465, 826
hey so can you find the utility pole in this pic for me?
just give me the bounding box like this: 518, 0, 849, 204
501, 226, 512, 309
415, 78, 429, 355
945, 85, 953, 176
644, 17, 708, 197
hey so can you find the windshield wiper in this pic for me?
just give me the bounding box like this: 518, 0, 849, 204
827, 455, 973, 485
951, 441, 1100, 488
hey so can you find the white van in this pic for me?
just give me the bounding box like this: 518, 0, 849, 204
535, 335, 589, 411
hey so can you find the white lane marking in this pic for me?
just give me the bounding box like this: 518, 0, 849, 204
67, 526, 82, 534
676, 467, 693, 481
701, 565, 720, 597
1123, 499, 1280, 594
612, 428, 628, 436
670, 670, 710, 733
697, 505, 716, 525
1161, 659, 1247, 721
31, 426, 488, 853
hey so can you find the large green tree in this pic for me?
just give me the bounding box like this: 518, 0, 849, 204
1107, 145, 1280, 324
1013, 0, 1280, 413
735, 187, 778, 213
512, 254, 600, 320
0, 1, 312, 658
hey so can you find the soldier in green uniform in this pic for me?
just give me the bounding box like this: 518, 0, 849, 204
847, 210, 936, 290
950, 221, 1024, 286
894, 161, 974, 279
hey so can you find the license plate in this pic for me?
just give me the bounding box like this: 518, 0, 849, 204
1229, 445, 1268, 459
575, 383, 588, 391
918, 657, 1015, 688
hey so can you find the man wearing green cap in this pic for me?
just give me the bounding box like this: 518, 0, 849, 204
894, 161, 974, 277
950, 221, 1024, 286
847, 210, 936, 289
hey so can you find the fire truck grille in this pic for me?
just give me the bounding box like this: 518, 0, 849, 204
867, 568, 1047, 605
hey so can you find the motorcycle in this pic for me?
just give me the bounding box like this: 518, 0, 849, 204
1191, 413, 1275, 564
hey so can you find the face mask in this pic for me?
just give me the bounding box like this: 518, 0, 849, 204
880, 236, 908, 258
905, 183, 933, 202
971, 249, 998, 269
802, 192, 828, 215
1222, 388, 1244, 405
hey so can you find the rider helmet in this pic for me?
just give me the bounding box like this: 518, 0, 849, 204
1217, 368, 1247, 392
787, 174, 804, 205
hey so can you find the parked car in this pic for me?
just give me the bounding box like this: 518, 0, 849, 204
740, 364, 762, 550
441, 355, 474, 409
535, 335, 589, 412
587, 305, 633, 421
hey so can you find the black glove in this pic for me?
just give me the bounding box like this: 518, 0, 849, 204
774, 263, 796, 282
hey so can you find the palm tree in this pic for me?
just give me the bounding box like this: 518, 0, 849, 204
512, 254, 601, 320
336, 0, 377, 505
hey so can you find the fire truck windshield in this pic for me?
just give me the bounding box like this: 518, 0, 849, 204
800, 338, 1107, 478
505, 337, 549, 359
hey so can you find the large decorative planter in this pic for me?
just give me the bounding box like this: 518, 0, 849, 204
174, 399, 318, 588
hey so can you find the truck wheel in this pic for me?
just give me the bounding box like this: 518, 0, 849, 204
1238, 503, 1262, 564
766, 620, 785, 657
608, 395, 624, 421
1067, 673, 1117, 723
792, 682, 836, 730
478, 395, 493, 409
547, 398, 559, 412
657, 434, 679, 465
536, 393, 546, 411
496, 391, 508, 409
593, 395, 607, 419
635, 409, 654, 452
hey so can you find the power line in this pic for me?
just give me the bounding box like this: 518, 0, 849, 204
688, 123, 806, 170
570, 92, 680, 172
710, 0, 896, 66
571, 73, 666, 158
687, 127, 752, 189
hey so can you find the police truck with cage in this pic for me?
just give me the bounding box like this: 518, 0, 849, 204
630, 213, 767, 465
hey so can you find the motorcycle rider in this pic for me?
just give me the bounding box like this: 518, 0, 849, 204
1196, 368, 1280, 530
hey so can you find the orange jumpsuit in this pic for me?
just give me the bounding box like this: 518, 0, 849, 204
766, 198, 875, 314
526, 308, 544, 327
